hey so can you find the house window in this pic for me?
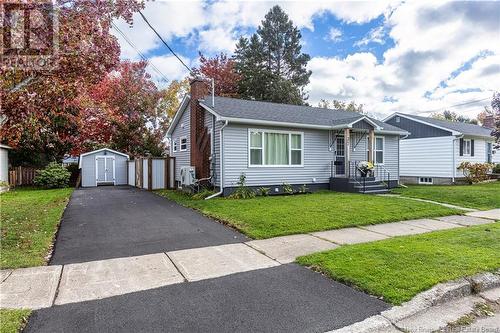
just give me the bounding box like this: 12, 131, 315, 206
180, 137, 187, 151
463, 139, 471, 156
173, 139, 178, 152
487, 143, 492, 163
375, 137, 384, 164
419, 177, 433, 184
248, 129, 303, 167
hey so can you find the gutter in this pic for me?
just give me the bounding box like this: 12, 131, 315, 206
205, 119, 229, 200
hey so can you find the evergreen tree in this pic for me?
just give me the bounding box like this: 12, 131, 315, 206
233, 5, 311, 105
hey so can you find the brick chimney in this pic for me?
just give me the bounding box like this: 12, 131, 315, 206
482, 114, 495, 129
189, 78, 211, 180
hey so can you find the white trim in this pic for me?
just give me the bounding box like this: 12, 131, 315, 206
198, 103, 409, 135
172, 138, 178, 152
374, 136, 384, 165
247, 128, 304, 168
79, 148, 129, 168
418, 177, 433, 185
180, 136, 187, 151
383, 113, 461, 136
349, 116, 382, 130
166, 94, 191, 137
0, 144, 12, 149
463, 139, 472, 156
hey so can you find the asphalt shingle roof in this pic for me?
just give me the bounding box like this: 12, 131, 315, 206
200, 96, 406, 133
403, 114, 494, 137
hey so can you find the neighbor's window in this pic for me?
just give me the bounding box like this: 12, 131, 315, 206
173, 139, 178, 152
375, 137, 384, 164
463, 139, 471, 155
249, 130, 303, 166
180, 137, 187, 151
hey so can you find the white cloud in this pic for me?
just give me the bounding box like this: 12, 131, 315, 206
354, 25, 386, 47
147, 54, 192, 86
307, 1, 500, 119
198, 27, 237, 54
326, 27, 342, 42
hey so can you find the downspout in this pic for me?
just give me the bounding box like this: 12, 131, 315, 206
205, 119, 228, 200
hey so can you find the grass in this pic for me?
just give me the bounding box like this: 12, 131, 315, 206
392, 181, 500, 210
297, 223, 500, 305
0, 309, 31, 333
158, 190, 461, 239
0, 187, 73, 269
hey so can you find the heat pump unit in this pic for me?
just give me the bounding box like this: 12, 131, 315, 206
180, 166, 196, 186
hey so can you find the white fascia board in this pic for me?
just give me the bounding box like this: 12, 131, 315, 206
79, 148, 129, 168
199, 102, 223, 120
349, 116, 382, 130
166, 94, 191, 137
386, 112, 462, 136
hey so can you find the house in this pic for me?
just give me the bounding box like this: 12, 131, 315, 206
0, 144, 12, 184
384, 113, 498, 185
166, 79, 408, 196
79, 148, 129, 187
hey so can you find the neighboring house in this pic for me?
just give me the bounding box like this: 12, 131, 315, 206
166, 79, 408, 196
384, 113, 498, 185
0, 144, 12, 184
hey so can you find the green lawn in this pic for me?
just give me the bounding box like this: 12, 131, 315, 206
0, 309, 31, 333
0, 187, 73, 269
392, 181, 500, 210
297, 223, 500, 305
158, 190, 461, 239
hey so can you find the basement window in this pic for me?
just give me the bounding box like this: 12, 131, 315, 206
418, 177, 433, 185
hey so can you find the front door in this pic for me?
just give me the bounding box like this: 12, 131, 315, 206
96, 156, 115, 184
335, 136, 345, 175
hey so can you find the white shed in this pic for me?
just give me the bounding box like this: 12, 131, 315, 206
79, 148, 129, 187
0, 144, 12, 183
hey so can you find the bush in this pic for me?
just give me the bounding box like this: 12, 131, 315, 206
493, 163, 500, 174
228, 173, 255, 199
282, 182, 293, 194
34, 162, 70, 188
457, 162, 492, 184
257, 187, 270, 196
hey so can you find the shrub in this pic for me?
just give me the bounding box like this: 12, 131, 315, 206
228, 173, 255, 199
282, 182, 293, 194
298, 184, 309, 194
493, 163, 500, 174
457, 162, 492, 184
257, 187, 270, 196
34, 162, 70, 188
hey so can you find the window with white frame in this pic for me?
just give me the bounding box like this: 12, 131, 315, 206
463, 139, 471, 156
249, 130, 303, 166
173, 139, 178, 152
375, 137, 384, 164
180, 137, 187, 151
419, 177, 433, 184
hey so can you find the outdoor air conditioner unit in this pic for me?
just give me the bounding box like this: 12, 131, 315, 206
180, 166, 196, 186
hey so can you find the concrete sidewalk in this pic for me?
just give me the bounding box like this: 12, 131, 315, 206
1, 209, 498, 310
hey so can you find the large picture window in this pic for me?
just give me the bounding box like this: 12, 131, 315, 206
249, 130, 303, 167
375, 137, 384, 164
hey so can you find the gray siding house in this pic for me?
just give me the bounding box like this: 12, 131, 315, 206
167, 79, 408, 196
384, 113, 498, 184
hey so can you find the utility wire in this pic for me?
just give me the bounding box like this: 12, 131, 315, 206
138, 11, 193, 74
417, 97, 491, 114
111, 22, 169, 83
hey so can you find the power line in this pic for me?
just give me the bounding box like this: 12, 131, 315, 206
417, 97, 491, 114
111, 22, 169, 83
138, 11, 193, 74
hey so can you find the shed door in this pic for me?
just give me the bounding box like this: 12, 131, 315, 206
96, 156, 115, 184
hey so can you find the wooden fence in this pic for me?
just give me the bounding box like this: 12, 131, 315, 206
127, 156, 175, 191
8, 166, 38, 187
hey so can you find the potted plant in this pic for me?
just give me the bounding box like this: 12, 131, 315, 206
357, 161, 374, 177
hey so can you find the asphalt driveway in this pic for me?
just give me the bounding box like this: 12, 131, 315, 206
25, 264, 389, 333
50, 186, 247, 265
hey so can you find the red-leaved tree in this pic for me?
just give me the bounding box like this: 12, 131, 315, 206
192, 52, 241, 98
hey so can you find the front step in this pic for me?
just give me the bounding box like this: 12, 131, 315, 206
330, 177, 390, 194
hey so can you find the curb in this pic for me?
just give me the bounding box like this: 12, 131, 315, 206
328, 270, 500, 333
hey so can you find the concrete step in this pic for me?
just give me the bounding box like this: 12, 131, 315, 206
359, 189, 389, 194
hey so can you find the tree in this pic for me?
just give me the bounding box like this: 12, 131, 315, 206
233, 5, 311, 105
431, 110, 478, 124
192, 53, 240, 97
0, 0, 145, 166
318, 99, 365, 114
477, 106, 494, 126
490, 92, 500, 148
153, 78, 190, 136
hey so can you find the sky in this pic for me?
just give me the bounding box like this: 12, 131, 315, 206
112, 0, 500, 119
